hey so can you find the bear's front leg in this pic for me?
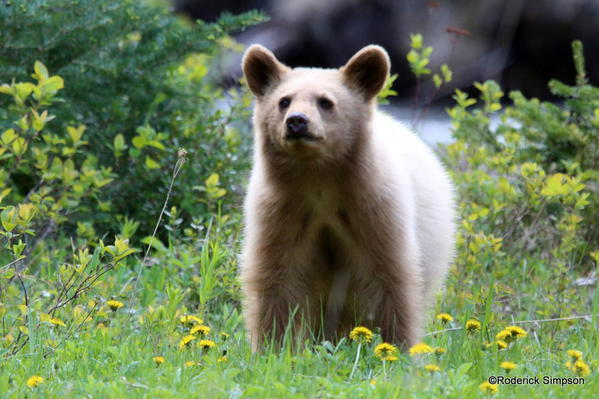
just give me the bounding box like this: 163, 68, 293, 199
374, 284, 423, 349
242, 266, 314, 351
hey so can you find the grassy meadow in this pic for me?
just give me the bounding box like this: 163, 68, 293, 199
1, 2, 597, 398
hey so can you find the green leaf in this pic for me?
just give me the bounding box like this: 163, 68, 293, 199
113, 134, 128, 154
43, 76, 64, 93
1, 129, 17, 145
145, 156, 160, 169
67, 125, 86, 144
132, 136, 146, 149
1, 206, 18, 232
33, 61, 49, 81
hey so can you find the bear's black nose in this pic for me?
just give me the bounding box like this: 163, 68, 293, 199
285, 113, 309, 136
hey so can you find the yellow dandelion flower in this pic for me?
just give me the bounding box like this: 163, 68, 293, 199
374, 342, 398, 360
219, 332, 230, 341
496, 329, 511, 341
349, 326, 373, 344
370, 378, 377, 385
179, 334, 196, 349
106, 300, 124, 311
152, 356, 165, 366
179, 315, 203, 327
184, 361, 196, 367
465, 319, 481, 333
386, 355, 398, 362
570, 360, 591, 377
567, 349, 583, 361
496, 340, 508, 350
26, 375, 44, 387
434, 347, 446, 355
49, 317, 66, 327
505, 325, 527, 340
500, 361, 516, 373
424, 364, 441, 372
217, 356, 228, 363
479, 381, 498, 394
409, 342, 433, 356
198, 339, 216, 351
436, 313, 453, 324
190, 325, 211, 336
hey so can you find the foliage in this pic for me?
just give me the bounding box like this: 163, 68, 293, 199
406, 33, 453, 128
445, 40, 598, 260
0, 0, 264, 236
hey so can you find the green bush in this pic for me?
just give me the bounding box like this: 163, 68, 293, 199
0, 0, 264, 236
442, 41, 598, 320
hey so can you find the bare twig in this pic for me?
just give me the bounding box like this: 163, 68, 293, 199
119, 155, 187, 296
425, 314, 591, 336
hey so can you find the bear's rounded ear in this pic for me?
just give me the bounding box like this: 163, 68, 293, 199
242, 44, 289, 97
340, 45, 390, 101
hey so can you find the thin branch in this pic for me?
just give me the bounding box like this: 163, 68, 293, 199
425, 314, 591, 336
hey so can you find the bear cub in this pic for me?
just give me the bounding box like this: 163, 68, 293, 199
240, 44, 456, 350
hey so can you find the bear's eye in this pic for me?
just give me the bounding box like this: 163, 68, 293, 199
318, 97, 334, 110
279, 97, 291, 110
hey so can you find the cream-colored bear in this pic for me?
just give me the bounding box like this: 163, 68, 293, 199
240, 44, 456, 350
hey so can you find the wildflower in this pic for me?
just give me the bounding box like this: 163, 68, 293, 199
198, 339, 216, 351
569, 360, 591, 377
26, 376, 44, 387
106, 300, 124, 311
152, 356, 165, 366
436, 313, 453, 324
217, 356, 228, 363
374, 342, 398, 361
495, 329, 511, 342
349, 326, 373, 344
465, 319, 481, 333
349, 326, 372, 379
179, 335, 196, 349
219, 332, 230, 341
179, 315, 203, 327
500, 361, 516, 373
49, 317, 65, 327
370, 378, 377, 385
409, 342, 433, 356
190, 325, 210, 336
184, 361, 196, 367
178, 148, 188, 158
434, 347, 446, 356
505, 325, 527, 340
479, 381, 498, 394
496, 340, 508, 350
424, 364, 441, 372
567, 349, 583, 361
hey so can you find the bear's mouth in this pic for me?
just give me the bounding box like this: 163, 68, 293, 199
285, 131, 321, 142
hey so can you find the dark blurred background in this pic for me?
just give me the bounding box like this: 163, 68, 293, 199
174, 0, 598, 104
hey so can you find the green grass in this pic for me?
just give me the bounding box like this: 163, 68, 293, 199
2, 218, 597, 398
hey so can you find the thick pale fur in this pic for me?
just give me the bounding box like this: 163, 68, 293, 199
240, 44, 456, 350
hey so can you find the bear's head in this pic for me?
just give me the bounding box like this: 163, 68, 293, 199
242, 44, 390, 167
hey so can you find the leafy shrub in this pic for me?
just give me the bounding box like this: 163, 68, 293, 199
442, 41, 598, 320
0, 0, 264, 236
